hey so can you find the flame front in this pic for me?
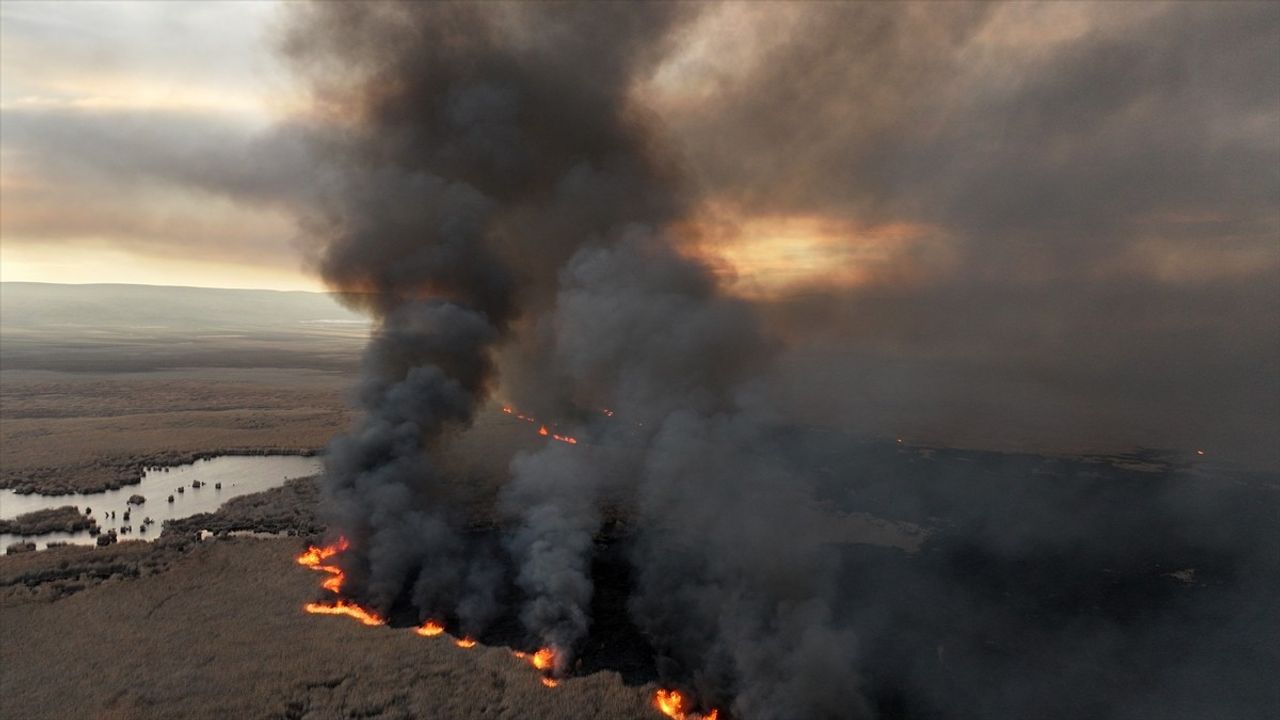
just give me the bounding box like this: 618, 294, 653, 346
297, 536, 349, 568
297, 537, 387, 627
654, 689, 719, 720
512, 646, 560, 688
297, 537, 350, 595
502, 406, 579, 444
303, 600, 385, 626
415, 620, 444, 637
456, 637, 477, 648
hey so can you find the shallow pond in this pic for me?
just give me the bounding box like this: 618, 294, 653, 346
0, 454, 323, 550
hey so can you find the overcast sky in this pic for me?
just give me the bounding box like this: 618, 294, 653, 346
0, 0, 313, 289
1, 1, 1276, 464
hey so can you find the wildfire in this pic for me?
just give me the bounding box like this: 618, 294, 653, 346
503, 406, 538, 423
654, 689, 719, 720
297, 537, 388, 627
531, 647, 555, 671
512, 646, 560, 688
303, 600, 385, 626
456, 637, 477, 648
297, 536, 349, 568
415, 620, 445, 637
502, 405, 579, 444
297, 537, 351, 595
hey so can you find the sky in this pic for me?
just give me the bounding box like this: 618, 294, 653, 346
0, 0, 314, 289
1, 1, 1277, 464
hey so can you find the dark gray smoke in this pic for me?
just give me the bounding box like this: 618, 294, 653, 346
287, 2, 859, 716
540, 233, 862, 717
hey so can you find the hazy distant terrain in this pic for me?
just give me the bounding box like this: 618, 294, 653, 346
0, 282, 368, 373
0, 283, 363, 494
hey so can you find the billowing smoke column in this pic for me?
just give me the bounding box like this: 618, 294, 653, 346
289, 3, 860, 717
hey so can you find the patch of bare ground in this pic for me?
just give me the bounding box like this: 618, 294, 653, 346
0, 538, 663, 720
0, 369, 353, 494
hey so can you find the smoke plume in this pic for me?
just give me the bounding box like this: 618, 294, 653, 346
286, 2, 860, 716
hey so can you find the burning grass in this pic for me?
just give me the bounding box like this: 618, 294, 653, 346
654, 689, 719, 720
294, 536, 722, 716
502, 406, 578, 445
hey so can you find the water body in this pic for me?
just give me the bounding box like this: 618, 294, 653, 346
0, 455, 323, 550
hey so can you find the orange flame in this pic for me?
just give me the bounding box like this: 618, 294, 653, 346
297, 537, 351, 594
456, 637, 477, 648
512, 646, 560, 687
415, 620, 445, 637
297, 537, 389, 628
654, 689, 719, 720
502, 406, 580, 445
296, 536, 349, 567
531, 647, 555, 671
303, 600, 385, 626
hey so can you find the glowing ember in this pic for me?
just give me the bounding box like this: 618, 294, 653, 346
1196, 449, 1206, 456
456, 637, 477, 648
552, 432, 578, 445
538, 425, 550, 436
654, 689, 719, 720
602, 408, 615, 417
415, 620, 445, 637
303, 600, 385, 626
541, 677, 559, 688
